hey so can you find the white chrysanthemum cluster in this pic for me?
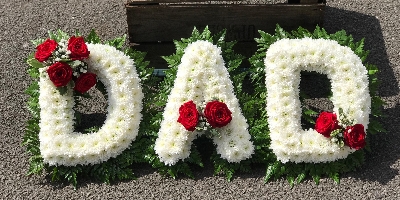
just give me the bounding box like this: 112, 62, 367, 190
155, 40, 254, 165
265, 38, 371, 163
38, 43, 143, 166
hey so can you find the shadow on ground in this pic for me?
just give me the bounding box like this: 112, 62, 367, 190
324, 6, 400, 184
324, 6, 399, 97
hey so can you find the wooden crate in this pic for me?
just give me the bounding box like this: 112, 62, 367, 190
125, 0, 326, 71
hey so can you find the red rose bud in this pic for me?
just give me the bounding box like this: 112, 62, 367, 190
177, 101, 199, 131
35, 39, 58, 62
67, 36, 90, 60
343, 124, 366, 150
204, 100, 232, 128
315, 111, 341, 138
74, 73, 97, 94
47, 62, 73, 87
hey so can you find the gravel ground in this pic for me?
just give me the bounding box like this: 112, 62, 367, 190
1, 0, 399, 199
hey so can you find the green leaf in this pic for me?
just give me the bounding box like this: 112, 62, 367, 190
48, 30, 69, 42
225, 169, 234, 182
57, 30, 70, 40
329, 172, 340, 184
84, 126, 100, 133
75, 29, 81, 37
95, 81, 107, 97
264, 163, 275, 182
275, 24, 291, 39
74, 111, 82, 126
48, 31, 57, 41
25, 82, 39, 96
287, 175, 295, 188
304, 109, 318, 116
31, 38, 45, 47
167, 169, 176, 179
56, 86, 68, 95
296, 172, 306, 184
27, 67, 40, 79
312, 174, 320, 185
106, 35, 126, 50
27, 58, 44, 69
368, 64, 379, 75
368, 120, 386, 134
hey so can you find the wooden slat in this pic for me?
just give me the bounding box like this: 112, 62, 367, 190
126, 4, 325, 43
300, 0, 319, 3
126, 1, 325, 69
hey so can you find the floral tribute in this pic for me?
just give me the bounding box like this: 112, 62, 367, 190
247, 25, 384, 185
24, 30, 154, 187
264, 38, 371, 164
36, 34, 144, 166
23, 26, 385, 187
154, 40, 254, 166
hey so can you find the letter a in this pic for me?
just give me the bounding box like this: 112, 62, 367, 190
155, 40, 254, 165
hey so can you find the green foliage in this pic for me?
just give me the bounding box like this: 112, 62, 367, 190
212, 152, 251, 181
23, 30, 156, 188
106, 35, 126, 51
48, 29, 70, 43
85, 29, 101, 44
248, 24, 384, 186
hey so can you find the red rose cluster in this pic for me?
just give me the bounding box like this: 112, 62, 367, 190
177, 100, 232, 132
35, 36, 96, 94
315, 112, 366, 150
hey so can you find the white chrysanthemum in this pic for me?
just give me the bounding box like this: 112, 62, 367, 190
265, 38, 371, 163
38, 43, 143, 166
155, 40, 254, 165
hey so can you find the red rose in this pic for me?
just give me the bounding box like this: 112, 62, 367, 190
35, 39, 58, 62
177, 101, 199, 131
74, 73, 97, 93
343, 124, 366, 150
204, 100, 232, 128
315, 112, 341, 137
67, 36, 90, 60
47, 62, 73, 87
